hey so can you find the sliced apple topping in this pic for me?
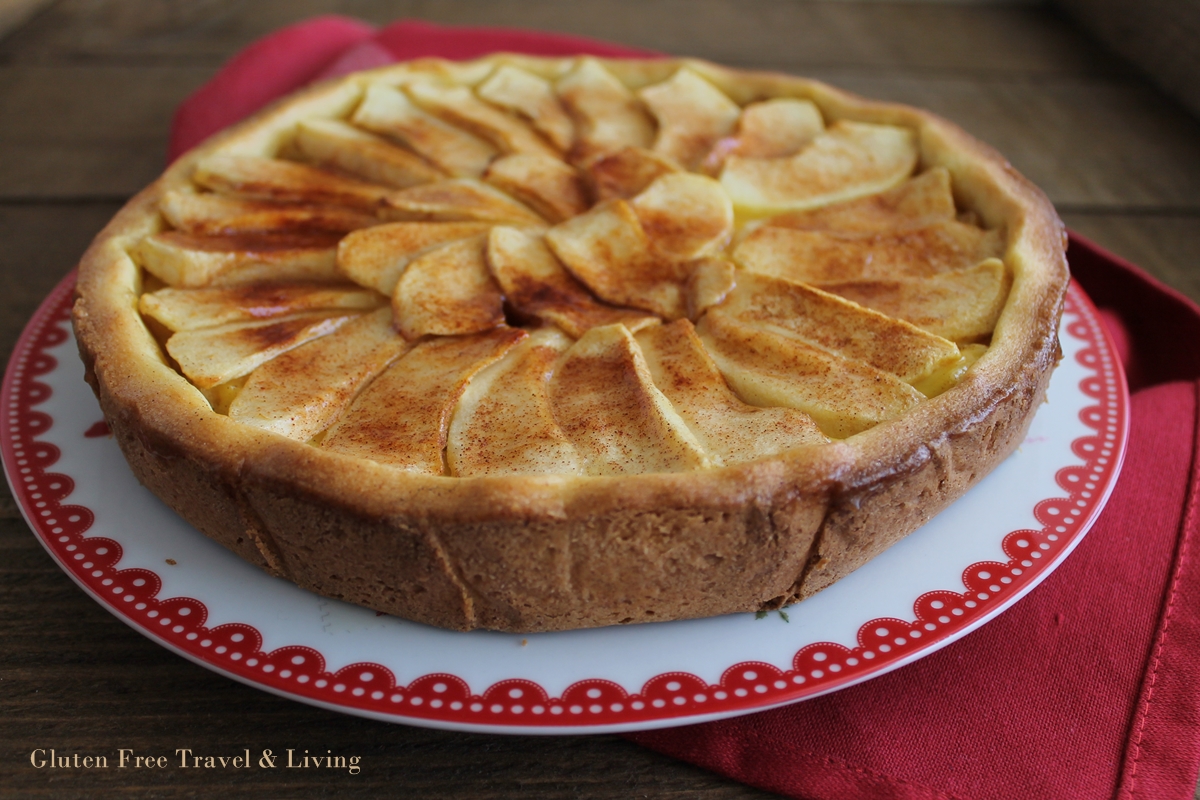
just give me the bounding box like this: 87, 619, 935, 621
549, 324, 710, 475
703, 98, 825, 173
720, 121, 918, 214
227, 307, 410, 441
637, 320, 827, 465
697, 312, 923, 438
140, 283, 381, 331
382, 179, 546, 225
765, 167, 957, 233
392, 236, 505, 339
294, 119, 445, 189
167, 311, 359, 389
486, 226, 656, 337
160, 191, 378, 237
686, 256, 736, 319
133, 231, 341, 288
586, 146, 681, 201
713, 271, 961, 385
631, 173, 733, 260
406, 80, 560, 159
639, 68, 740, 170
483, 154, 588, 223
193, 154, 394, 211
143, 60, 1013, 472
555, 58, 655, 163
448, 328, 583, 477
545, 199, 689, 320
320, 327, 527, 473
476, 64, 575, 152
816, 258, 1009, 343
351, 83, 497, 177
733, 220, 1004, 283
336, 220, 495, 295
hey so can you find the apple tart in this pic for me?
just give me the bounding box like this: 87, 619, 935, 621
73, 56, 1068, 632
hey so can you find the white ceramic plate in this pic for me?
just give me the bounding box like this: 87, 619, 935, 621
3, 276, 1127, 734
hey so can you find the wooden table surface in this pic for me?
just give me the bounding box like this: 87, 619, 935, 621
2, 2, 1199, 798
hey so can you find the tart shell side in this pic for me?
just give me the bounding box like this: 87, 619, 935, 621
71, 56, 1069, 633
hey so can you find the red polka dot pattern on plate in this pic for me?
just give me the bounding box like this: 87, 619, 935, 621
1, 275, 1127, 728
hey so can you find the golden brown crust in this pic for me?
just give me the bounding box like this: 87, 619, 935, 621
72, 56, 1068, 632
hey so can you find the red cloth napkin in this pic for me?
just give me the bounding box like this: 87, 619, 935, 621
167, 17, 1200, 800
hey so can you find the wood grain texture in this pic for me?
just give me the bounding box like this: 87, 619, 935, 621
1056, 0, 1200, 119
1, 9, 1196, 209
0, 204, 123, 348
0, 66, 211, 197
0, 0, 1123, 77
0, 1, 1198, 798
0, 0, 51, 41
1060, 213, 1200, 304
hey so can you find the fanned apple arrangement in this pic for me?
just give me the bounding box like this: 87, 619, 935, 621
133, 57, 1011, 477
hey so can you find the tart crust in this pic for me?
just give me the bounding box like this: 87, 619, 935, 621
72, 56, 1067, 632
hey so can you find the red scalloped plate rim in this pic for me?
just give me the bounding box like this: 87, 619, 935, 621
3, 272, 1129, 734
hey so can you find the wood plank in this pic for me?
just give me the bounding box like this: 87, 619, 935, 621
1058, 0, 1200, 119
0, 0, 54, 42
4, 64, 1198, 211
1060, 212, 1200, 304
0, 0, 1124, 78
0, 66, 210, 197
0, 203, 122, 363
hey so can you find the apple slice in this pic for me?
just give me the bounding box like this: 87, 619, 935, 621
555, 58, 655, 163
320, 327, 526, 473
544, 199, 688, 320
406, 80, 560, 158
193, 154, 394, 211
133, 231, 341, 288
637, 320, 827, 465
696, 312, 923, 438
483, 154, 588, 223
140, 283, 381, 331
816, 258, 1009, 343
392, 236, 505, 339
160, 191, 378, 236
720, 121, 918, 214
686, 256, 736, 319
733, 219, 1004, 283
382, 178, 546, 225
476, 64, 575, 152
638, 67, 740, 170
713, 271, 961, 384
702, 98, 824, 174
765, 167, 957, 233
351, 83, 497, 177
486, 226, 656, 337
586, 147, 681, 205
448, 328, 583, 477
228, 307, 410, 441
336, 220, 495, 295
294, 119, 444, 188
167, 311, 358, 389
631, 173, 733, 260
549, 324, 710, 475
